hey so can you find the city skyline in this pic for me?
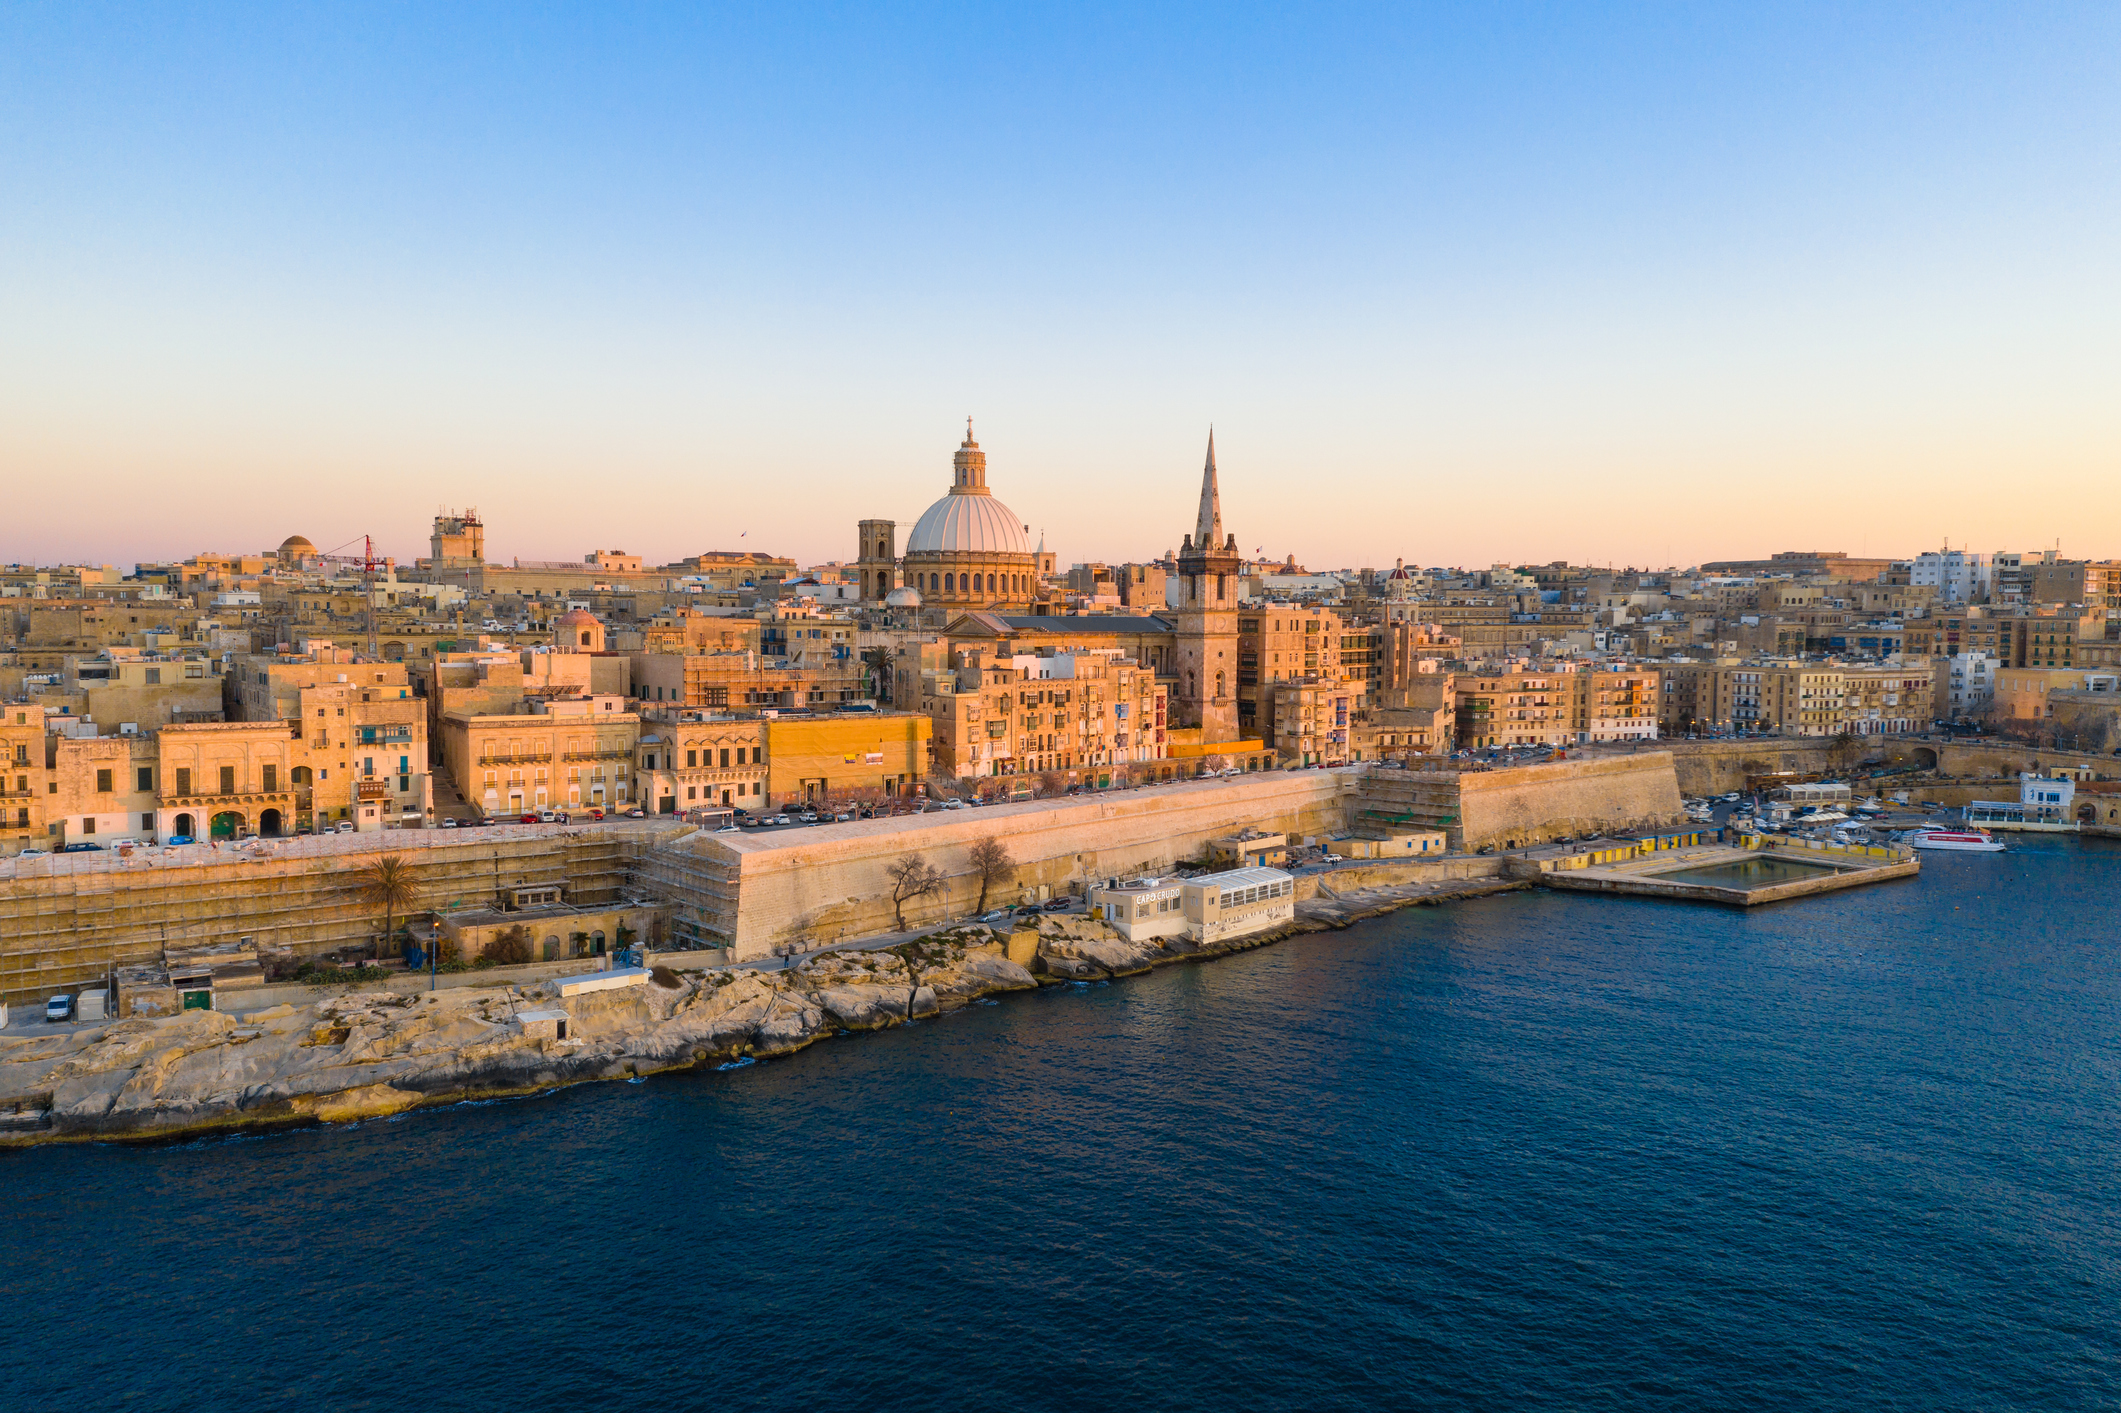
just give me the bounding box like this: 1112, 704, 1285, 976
6, 4, 2119, 567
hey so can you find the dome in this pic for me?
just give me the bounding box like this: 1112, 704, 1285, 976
277, 535, 315, 561
885, 585, 923, 608
555, 608, 600, 627
904, 492, 1032, 556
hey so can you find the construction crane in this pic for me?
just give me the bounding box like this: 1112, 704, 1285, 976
316, 535, 385, 657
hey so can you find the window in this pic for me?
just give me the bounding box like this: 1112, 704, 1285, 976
83, 817, 96, 834
145, 667, 161, 685
177, 767, 191, 795
138, 766, 153, 791
687, 750, 698, 767
142, 813, 155, 830
262, 765, 277, 792
720, 748, 730, 768
219, 765, 235, 794
96, 769, 113, 793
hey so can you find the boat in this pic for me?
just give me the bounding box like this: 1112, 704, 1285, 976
1902, 826, 2006, 853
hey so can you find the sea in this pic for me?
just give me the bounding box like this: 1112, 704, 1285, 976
5, 834, 2118, 1410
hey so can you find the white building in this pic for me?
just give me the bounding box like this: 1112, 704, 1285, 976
1910, 550, 1993, 605
1940, 651, 1999, 719
1090, 866, 1297, 946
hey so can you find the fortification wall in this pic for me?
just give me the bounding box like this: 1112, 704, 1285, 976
1358, 754, 1684, 852
694, 771, 1357, 957
0, 827, 655, 1007
1452, 753, 1685, 849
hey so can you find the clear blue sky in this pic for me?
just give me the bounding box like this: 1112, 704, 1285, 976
4, 2, 2116, 570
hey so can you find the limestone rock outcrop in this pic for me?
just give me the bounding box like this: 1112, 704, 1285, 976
0, 937, 1042, 1145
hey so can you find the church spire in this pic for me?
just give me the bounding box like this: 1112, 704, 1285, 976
1194, 428, 1223, 547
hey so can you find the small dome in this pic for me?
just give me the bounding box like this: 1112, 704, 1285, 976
278, 535, 315, 560
885, 585, 923, 608
555, 608, 600, 627
905, 492, 1032, 556
1387, 557, 1411, 580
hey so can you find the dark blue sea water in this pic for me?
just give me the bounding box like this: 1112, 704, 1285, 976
7, 836, 2120, 1410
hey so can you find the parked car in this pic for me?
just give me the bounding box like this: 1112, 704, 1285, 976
538, 810, 558, 823
163, 835, 194, 846
554, 812, 570, 824
770, 814, 792, 826
980, 909, 1012, 923
439, 818, 458, 828
715, 824, 741, 833
624, 807, 645, 818
45, 994, 71, 1023
587, 808, 605, 820
60, 842, 106, 853
17, 846, 50, 856
518, 814, 537, 824
334, 821, 357, 833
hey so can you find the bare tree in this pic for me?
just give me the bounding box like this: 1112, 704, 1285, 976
1038, 769, 1067, 797
886, 854, 943, 931
967, 836, 1014, 914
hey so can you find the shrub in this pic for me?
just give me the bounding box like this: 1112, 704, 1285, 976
482, 924, 533, 966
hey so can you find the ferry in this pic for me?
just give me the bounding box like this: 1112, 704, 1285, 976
1901, 826, 2006, 853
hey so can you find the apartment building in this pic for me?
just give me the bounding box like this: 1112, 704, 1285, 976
440, 697, 641, 817
636, 712, 766, 812
917, 649, 1168, 784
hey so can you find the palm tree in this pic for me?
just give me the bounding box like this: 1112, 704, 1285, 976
351, 854, 418, 958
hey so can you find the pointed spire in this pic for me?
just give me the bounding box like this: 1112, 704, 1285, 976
1195, 428, 1223, 548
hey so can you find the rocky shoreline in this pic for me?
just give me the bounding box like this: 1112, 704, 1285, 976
0, 874, 1527, 1147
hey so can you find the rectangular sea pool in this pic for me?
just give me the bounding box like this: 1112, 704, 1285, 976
1649, 854, 1852, 889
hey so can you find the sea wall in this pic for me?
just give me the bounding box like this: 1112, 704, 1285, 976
680, 771, 1359, 958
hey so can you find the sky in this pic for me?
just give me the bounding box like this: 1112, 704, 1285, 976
3, 2, 2117, 573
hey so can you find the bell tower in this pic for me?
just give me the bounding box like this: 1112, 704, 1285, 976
1174, 431, 1242, 741
857, 519, 897, 603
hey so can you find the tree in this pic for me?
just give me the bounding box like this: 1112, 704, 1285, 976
860, 646, 895, 702
1828, 729, 1862, 776
886, 854, 943, 931
482, 923, 533, 966
1202, 753, 1228, 776
1038, 769, 1067, 797
967, 836, 1015, 914
351, 854, 417, 957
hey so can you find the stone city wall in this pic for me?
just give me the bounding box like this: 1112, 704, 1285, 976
1359, 754, 1684, 852
1452, 752, 1685, 850
692, 771, 1359, 958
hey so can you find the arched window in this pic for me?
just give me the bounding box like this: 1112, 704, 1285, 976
945, 573, 955, 594
930, 573, 940, 593
987, 573, 996, 594
580, 631, 592, 646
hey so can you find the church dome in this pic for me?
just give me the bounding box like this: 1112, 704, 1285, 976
885, 585, 923, 609
904, 492, 1032, 556
902, 421, 1034, 558
278, 535, 315, 563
